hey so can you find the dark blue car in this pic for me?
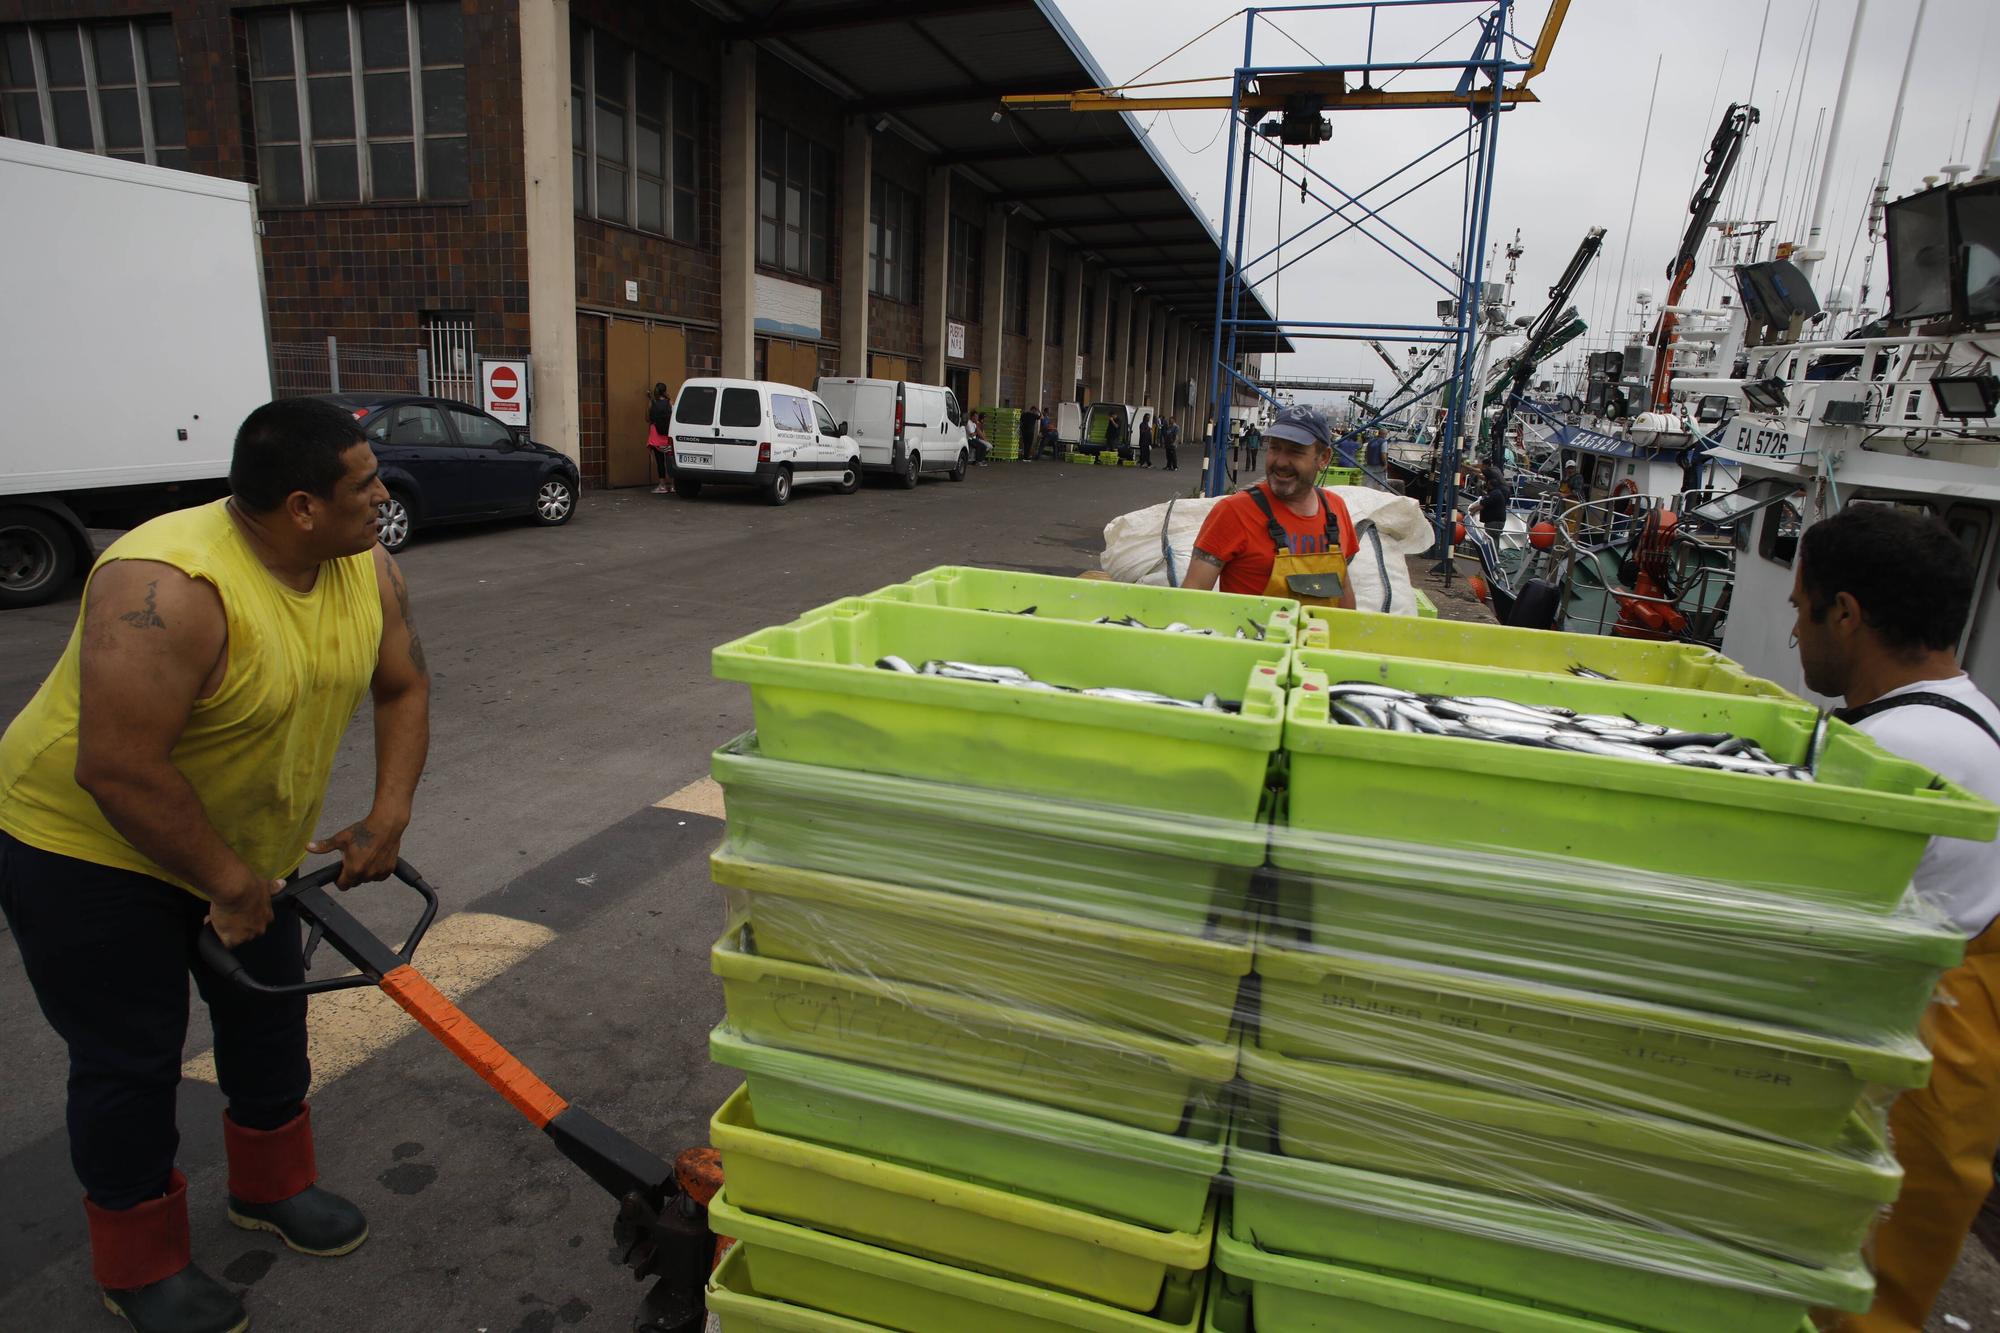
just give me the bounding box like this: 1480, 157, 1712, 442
317, 394, 580, 553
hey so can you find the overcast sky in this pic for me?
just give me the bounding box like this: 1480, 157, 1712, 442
1057, 0, 2000, 402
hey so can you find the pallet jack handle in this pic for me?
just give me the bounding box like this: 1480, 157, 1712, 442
200, 860, 714, 1333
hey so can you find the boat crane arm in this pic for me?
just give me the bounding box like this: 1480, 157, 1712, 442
1484, 226, 1606, 461
1649, 102, 1760, 411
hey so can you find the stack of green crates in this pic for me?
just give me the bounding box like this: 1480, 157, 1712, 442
980, 406, 1023, 462
1067, 451, 1098, 464
1214, 609, 1995, 1333
703, 570, 1306, 1332
700, 570, 1998, 1332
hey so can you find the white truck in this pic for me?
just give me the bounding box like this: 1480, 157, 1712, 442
1, 138, 270, 608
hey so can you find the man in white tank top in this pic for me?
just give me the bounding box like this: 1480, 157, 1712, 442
1791, 506, 2000, 1332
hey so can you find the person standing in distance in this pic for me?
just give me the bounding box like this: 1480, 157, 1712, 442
0, 398, 431, 1333
1790, 507, 2000, 1333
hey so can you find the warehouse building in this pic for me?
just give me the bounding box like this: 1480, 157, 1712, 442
0, 0, 1275, 486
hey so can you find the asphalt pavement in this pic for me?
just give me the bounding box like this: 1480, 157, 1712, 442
0, 458, 1199, 1333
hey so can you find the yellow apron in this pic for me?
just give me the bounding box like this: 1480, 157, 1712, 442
1839, 919, 2000, 1331
1247, 486, 1351, 608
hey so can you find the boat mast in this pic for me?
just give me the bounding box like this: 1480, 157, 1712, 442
1797, 0, 1868, 286
1856, 0, 1928, 320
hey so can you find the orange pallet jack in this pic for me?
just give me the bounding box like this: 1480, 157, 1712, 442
199, 861, 715, 1333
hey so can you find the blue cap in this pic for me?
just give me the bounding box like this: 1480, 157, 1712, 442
1262, 404, 1332, 450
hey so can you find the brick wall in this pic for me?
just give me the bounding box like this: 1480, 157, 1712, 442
7, 0, 531, 371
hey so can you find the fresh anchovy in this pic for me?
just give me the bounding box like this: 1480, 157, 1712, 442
1545, 733, 1676, 762
1631, 731, 1735, 750
1082, 686, 1204, 708
876, 655, 918, 674
925, 660, 1032, 681
1245, 620, 1267, 641
1331, 696, 1396, 729
1427, 697, 1571, 729
1569, 664, 1617, 681
1449, 695, 1578, 720
1388, 699, 1451, 734
1667, 751, 1802, 777
1570, 713, 1671, 738
1326, 682, 1418, 701
1456, 715, 1568, 743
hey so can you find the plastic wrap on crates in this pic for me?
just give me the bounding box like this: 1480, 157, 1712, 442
706, 730, 1974, 1288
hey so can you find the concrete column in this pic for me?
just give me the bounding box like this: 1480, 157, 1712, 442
838, 116, 872, 377
718, 42, 758, 378
920, 168, 951, 385
519, 0, 578, 461
979, 206, 1007, 406
1061, 252, 1085, 403
1089, 269, 1112, 401
1144, 298, 1160, 418
1149, 310, 1168, 431
1024, 231, 1052, 411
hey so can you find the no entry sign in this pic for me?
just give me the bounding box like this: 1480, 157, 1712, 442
481, 358, 529, 428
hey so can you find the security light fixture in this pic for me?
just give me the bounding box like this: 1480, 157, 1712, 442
872, 116, 890, 133
1930, 372, 2000, 419
1740, 377, 1789, 413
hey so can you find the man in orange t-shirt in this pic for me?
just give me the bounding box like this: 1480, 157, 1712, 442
1183, 404, 1359, 607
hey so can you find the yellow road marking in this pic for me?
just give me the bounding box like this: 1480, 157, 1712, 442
182, 911, 556, 1095
654, 775, 726, 818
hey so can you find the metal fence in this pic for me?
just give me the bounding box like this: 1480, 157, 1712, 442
271, 336, 425, 399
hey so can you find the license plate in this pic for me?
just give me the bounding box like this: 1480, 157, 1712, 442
678, 452, 711, 465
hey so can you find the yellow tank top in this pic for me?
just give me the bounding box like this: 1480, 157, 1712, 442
0, 500, 382, 895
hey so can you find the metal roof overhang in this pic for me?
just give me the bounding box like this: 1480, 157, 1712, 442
688, 0, 1291, 354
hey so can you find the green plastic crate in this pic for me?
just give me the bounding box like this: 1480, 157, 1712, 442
1214, 1205, 1690, 1333
1253, 924, 1928, 1145
713, 1086, 1212, 1311
1286, 651, 1999, 909
712, 734, 1269, 936
1239, 1045, 1899, 1267
1413, 590, 1438, 619
1298, 607, 1797, 698
1266, 825, 1963, 1039
709, 1027, 1222, 1233
1315, 466, 1365, 487
868, 566, 1301, 643
1069, 453, 1099, 464
709, 1193, 1207, 1333
713, 927, 1238, 1134
708, 1241, 889, 1333
715, 853, 1251, 1046
713, 599, 1289, 824
1227, 1110, 1871, 1333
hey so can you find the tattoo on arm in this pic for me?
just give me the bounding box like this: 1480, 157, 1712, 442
1190, 548, 1225, 570
388, 562, 429, 678
118, 581, 167, 630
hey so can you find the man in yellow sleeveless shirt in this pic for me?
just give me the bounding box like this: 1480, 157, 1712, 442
0, 399, 430, 1333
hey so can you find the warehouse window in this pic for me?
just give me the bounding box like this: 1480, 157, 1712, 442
247, 1, 466, 205
948, 215, 982, 322
1048, 265, 1066, 345
568, 26, 701, 238
1004, 244, 1029, 335
758, 120, 831, 279
0, 20, 186, 168
869, 176, 919, 303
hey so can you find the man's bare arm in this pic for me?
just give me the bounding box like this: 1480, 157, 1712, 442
311, 547, 430, 886
74, 560, 280, 943
1181, 547, 1225, 592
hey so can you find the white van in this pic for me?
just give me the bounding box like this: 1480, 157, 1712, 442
667, 378, 861, 506
815, 377, 972, 487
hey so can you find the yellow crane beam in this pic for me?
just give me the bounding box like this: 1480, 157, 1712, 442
1003, 0, 1566, 116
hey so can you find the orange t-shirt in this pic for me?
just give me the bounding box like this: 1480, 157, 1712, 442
1193, 484, 1361, 597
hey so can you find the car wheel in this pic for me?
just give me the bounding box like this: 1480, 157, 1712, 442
766, 466, 793, 506
376, 491, 415, 553
899, 453, 921, 489
836, 459, 861, 495
949, 449, 968, 482
532, 475, 576, 526
0, 507, 77, 610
